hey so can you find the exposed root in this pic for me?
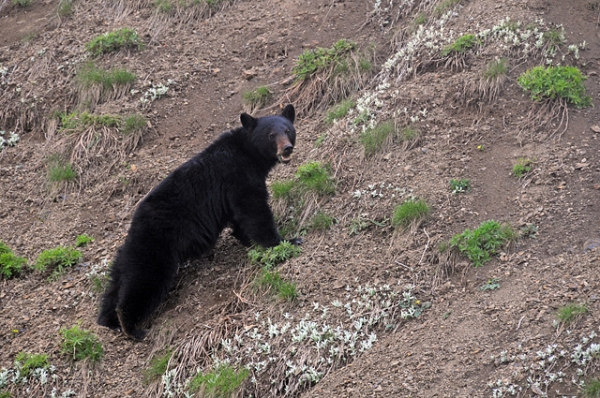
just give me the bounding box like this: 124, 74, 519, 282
461, 73, 508, 110
518, 98, 568, 142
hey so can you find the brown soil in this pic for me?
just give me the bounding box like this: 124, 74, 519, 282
1, 0, 600, 397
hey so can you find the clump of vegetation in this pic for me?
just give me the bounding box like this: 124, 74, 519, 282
75, 234, 94, 247
60, 324, 103, 362
434, 0, 462, 15
582, 378, 600, 398
556, 303, 588, 325
242, 86, 272, 109
325, 99, 355, 124
254, 267, 298, 301
248, 241, 301, 268
85, 28, 144, 57
449, 178, 471, 193
34, 246, 82, 280
188, 364, 249, 397
293, 39, 357, 81
59, 111, 121, 131
14, 352, 51, 378
143, 349, 172, 385
480, 278, 501, 291
441, 33, 479, 57
77, 62, 136, 91
12, 0, 32, 7
310, 211, 335, 231
392, 199, 429, 229
47, 155, 77, 183
360, 122, 420, 156
518, 66, 592, 108
349, 214, 387, 235
122, 114, 147, 136
447, 220, 516, 267
0, 241, 27, 279
512, 157, 532, 178
483, 58, 508, 80
57, 0, 73, 17
273, 161, 336, 200
154, 0, 172, 12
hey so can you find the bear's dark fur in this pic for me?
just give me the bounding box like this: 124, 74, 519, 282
97, 105, 300, 340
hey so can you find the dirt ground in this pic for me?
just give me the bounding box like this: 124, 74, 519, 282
1, 0, 600, 397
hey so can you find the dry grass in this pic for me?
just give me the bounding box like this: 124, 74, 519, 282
518, 98, 569, 142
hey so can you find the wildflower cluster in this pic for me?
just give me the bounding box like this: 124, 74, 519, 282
0, 130, 19, 151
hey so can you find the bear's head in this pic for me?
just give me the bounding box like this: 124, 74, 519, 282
241, 104, 296, 164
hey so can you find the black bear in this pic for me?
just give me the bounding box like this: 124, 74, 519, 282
97, 104, 301, 340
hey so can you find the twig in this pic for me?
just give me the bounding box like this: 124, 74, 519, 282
418, 229, 430, 265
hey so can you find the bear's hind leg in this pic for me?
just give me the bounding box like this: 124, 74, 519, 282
97, 273, 122, 330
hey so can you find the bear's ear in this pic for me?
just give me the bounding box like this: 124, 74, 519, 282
281, 104, 295, 124
240, 113, 258, 131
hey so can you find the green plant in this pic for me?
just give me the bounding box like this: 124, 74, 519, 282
143, 349, 172, 385
325, 99, 355, 124
122, 114, 147, 136
12, 0, 31, 7
448, 220, 516, 267
310, 211, 334, 231
271, 180, 296, 200
349, 215, 387, 235
59, 111, 121, 131
520, 223, 538, 239
85, 28, 144, 57
512, 158, 532, 178
242, 86, 272, 108
57, 0, 73, 16
154, 0, 172, 12
47, 156, 77, 183
556, 303, 588, 325
517, 66, 592, 108
0, 241, 10, 255
188, 364, 249, 396
254, 267, 298, 301
392, 199, 430, 228
441, 33, 479, 57
14, 352, 50, 377
248, 241, 301, 268
480, 278, 501, 291
542, 28, 565, 55
60, 324, 103, 362
360, 121, 396, 157
295, 161, 336, 195
293, 39, 356, 81
0, 390, 9, 398
413, 13, 427, 26
314, 133, 327, 147
449, 178, 471, 193
582, 378, 600, 398
78, 62, 136, 90
0, 252, 27, 279
34, 246, 82, 280
483, 58, 508, 80
75, 234, 94, 247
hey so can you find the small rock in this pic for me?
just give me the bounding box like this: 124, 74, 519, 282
590, 125, 600, 133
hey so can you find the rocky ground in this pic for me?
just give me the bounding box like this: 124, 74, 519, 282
1, 0, 599, 397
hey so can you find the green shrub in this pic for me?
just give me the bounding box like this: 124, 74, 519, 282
325, 99, 355, 124
0, 252, 27, 279
448, 220, 516, 267
60, 324, 103, 362
85, 28, 144, 57
188, 364, 249, 396
556, 303, 588, 325
441, 33, 479, 57
392, 199, 430, 228
0, 241, 10, 255
75, 234, 94, 247
34, 246, 82, 280
271, 179, 296, 200
143, 349, 172, 385
293, 39, 356, 81
517, 66, 592, 108
14, 352, 51, 377
295, 161, 336, 195
242, 86, 272, 108
512, 158, 532, 178
248, 241, 301, 268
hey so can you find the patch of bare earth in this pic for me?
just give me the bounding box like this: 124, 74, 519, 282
1, 0, 600, 397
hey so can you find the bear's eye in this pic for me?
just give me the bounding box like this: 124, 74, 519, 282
269, 132, 275, 139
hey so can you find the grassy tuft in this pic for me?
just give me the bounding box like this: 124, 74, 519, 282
271, 180, 296, 200
47, 155, 77, 183
518, 66, 592, 108
434, 0, 462, 15
75, 234, 94, 247
293, 39, 356, 81
60, 324, 103, 362
582, 378, 600, 398
556, 303, 588, 325
188, 364, 249, 396
143, 349, 172, 385
78, 62, 136, 89
295, 161, 336, 195
360, 121, 396, 156
85, 28, 144, 57
122, 114, 147, 136
34, 246, 82, 280
154, 0, 172, 12
59, 111, 121, 131
441, 33, 479, 57
248, 241, 302, 268
325, 99, 355, 124
392, 199, 429, 228
12, 0, 31, 7
14, 352, 50, 378
242, 86, 272, 108
57, 0, 73, 16
512, 158, 532, 178
448, 220, 516, 267
254, 268, 298, 301
310, 211, 335, 231
483, 58, 508, 80
449, 178, 471, 193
